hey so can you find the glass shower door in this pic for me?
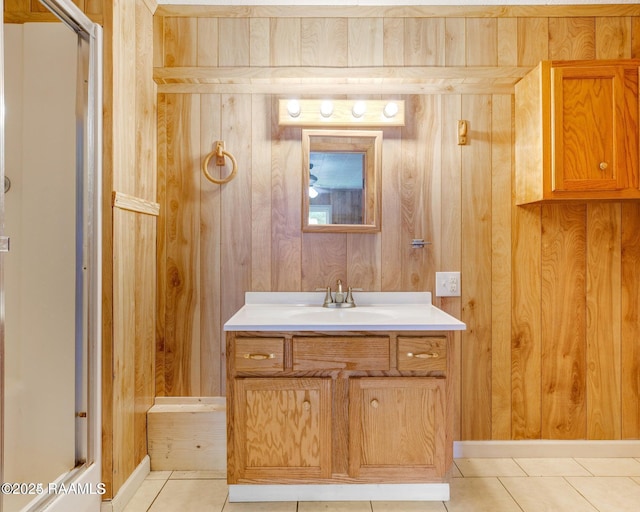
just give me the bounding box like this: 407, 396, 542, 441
1, 1, 102, 511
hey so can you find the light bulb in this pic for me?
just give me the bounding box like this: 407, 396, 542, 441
287, 99, 301, 118
383, 102, 399, 118
352, 101, 366, 118
320, 100, 334, 118
309, 187, 319, 199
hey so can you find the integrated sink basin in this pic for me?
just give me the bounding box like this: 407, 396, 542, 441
224, 291, 466, 332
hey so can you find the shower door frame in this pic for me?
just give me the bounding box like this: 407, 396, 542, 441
0, 1, 102, 511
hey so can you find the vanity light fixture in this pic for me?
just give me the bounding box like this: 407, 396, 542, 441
278, 99, 405, 127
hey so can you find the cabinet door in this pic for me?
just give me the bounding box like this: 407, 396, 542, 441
349, 377, 446, 481
233, 378, 332, 481
552, 66, 627, 191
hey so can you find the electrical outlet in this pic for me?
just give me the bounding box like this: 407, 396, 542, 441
435, 272, 461, 297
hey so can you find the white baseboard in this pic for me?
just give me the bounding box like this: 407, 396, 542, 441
100, 455, 150, 512
228, 483, 450, 502
454, 440, 640, 459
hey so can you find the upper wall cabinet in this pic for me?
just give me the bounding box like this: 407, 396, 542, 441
515, 59, 640, 205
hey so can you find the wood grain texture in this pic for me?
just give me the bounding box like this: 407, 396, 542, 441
586, 203, 621, 440
621, 203, 640, 439
541, 204, 587, 440
154, 8, 640, 445
460, 95, 493, 440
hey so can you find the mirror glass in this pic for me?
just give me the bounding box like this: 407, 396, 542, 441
302, 129, 382, 233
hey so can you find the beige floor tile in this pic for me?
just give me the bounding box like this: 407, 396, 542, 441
566, 477, 640, 512
297, 501, 373, 512
450, 463, 463, 478
514, 458, 592, 476
146, 471, 172, 480
454, 458, 526, 477
633, 476, 640, 486
170, 470, 227, 480
575, 458, 640, 476
149, 479, 228, 512
447, 478, 521, 512
122, 479, 167, 512
500, 476, 597, 512
371, 500, 447, 511
222, 500, 298, 511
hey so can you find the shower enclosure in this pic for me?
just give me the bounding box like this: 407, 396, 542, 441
0, 1, 102, 511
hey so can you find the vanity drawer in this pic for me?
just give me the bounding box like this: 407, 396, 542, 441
397, 337, 446, 373
293, 336, 390, 371
234, 337, 285, 372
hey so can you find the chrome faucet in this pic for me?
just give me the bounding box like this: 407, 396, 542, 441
322, 279, 357, 308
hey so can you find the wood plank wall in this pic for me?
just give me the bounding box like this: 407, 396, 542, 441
154, 5, 640, 442
102, 0, 158, 500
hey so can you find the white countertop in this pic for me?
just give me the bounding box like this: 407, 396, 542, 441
224, 292, 466, 332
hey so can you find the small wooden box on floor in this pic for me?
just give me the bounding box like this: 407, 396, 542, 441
147, 397, 226, 471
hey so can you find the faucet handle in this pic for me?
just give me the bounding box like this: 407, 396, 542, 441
323, 286, 333, 306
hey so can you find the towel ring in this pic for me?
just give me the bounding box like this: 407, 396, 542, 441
202, 141, 238, 185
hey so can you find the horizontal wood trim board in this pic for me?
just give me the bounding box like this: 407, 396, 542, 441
154, 67, 527, 94
112, 191, 160, 217
155, 5, 640, 18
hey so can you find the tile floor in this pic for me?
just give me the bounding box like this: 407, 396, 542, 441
122, 458, 640, 512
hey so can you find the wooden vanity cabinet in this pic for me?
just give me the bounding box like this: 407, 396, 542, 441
515, 59, 640, 204
227, 332, 452, 486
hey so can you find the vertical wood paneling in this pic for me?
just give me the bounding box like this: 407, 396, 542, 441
460, 95, 493, 440
517, 18, 549, 66
380, 127, 403, 290
302, 234, 347, 291
163, 17, 197, 67
541, 205, 587, 440
445, 18, 466, 66
621, 203, 640, 439
548, 18, 595, 60
497, 18, 517, 67
251, 95, 273, 292
219, 18, 250, 66
154, 9, 640, 446
404, 18, 445, 66
249, 18, 270, 67
466, 18, 497, 66
200, 94, 222, 396
220, 94, 253, 393
596, 17, 632, 59
491, 95, 513, 440
348, 18, 384, 66
156, 94, 168, 398
164, 94, 201, 395
197, 18, 219, 67
586, 203, 621, 439
511, 204, 542, 440
439, 95, 462, 440
301, 18, 348, 66
400, 95, 439, 291
382, 18, 405, 65
270, 18, 300, 66
271, 116, 302, 290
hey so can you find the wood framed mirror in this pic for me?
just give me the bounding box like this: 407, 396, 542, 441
302, 129, 382, 233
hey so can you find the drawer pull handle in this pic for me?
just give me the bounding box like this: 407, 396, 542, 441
599, 161, 608, 171
302, 400, 311, 411
244, 353, 275, 360
370, 399, 379, 408
407, 352, 439, 359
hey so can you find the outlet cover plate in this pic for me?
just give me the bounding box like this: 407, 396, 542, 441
435, 272, 461, 297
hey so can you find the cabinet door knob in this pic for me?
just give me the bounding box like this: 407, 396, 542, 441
370, 399, 379, 408
406, 352, 439, 359
243, 353, 274, 360
302, 400, 311, 411
599, 161, 608, 171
